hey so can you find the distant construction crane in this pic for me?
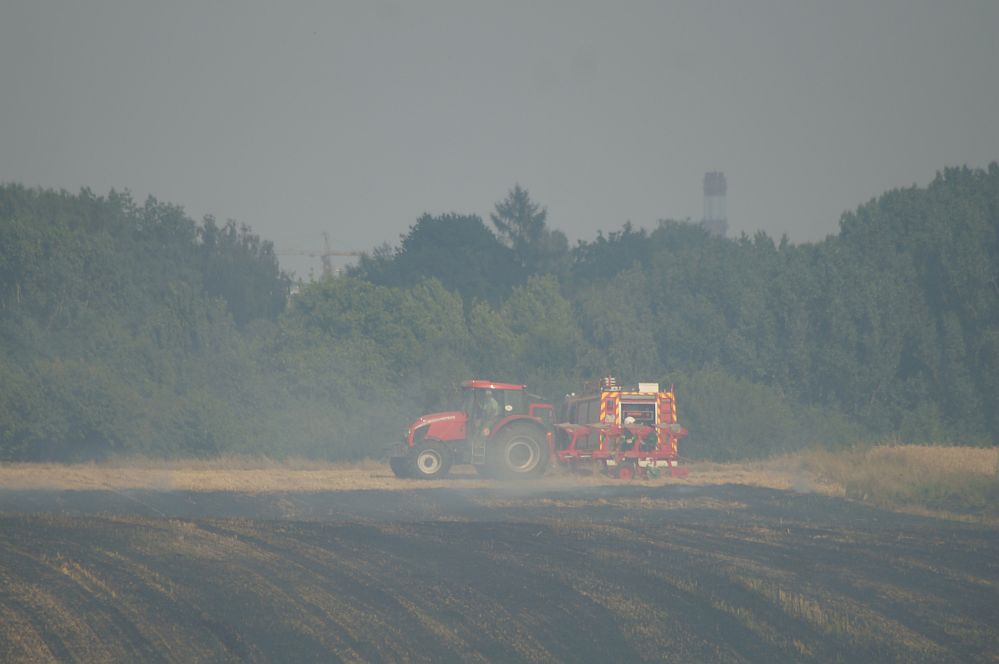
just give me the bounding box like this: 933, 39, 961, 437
278, 233, 363, 279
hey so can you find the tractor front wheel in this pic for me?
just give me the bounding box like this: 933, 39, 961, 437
412, 443, 452, 479
389, 456, 412, 479
490, 423, 548, 480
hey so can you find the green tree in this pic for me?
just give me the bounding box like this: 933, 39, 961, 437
491, 185, 569, 275
353, 213, 521, 302
199, 217, 290, 326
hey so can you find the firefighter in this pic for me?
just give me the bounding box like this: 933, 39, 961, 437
620, 416, 637, 451
640, 430, 658, 452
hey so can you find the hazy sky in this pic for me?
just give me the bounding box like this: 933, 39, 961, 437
2, 1, 997, 278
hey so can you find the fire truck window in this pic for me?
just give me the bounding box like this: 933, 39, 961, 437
621, 402, 656, 427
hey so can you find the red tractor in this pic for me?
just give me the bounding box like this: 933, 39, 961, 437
388, 380, 554, 479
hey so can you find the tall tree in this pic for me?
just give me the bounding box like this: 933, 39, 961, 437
350, 213, 521, 302
491, 185, 568, 275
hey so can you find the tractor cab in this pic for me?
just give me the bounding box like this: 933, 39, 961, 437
458, 380, 554, 424
459, 380, 528, 420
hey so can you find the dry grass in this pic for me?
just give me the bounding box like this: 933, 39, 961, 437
672, 457, 845, 495
674, 445, 998, 520
0, 455, 398, 492
1, 446, 996, 521
627, 444, 998, 521
96, 454, 381, 471
769, 444, 999, 518
0, 456, 618, 492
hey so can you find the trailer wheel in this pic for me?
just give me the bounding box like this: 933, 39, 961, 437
412, 443, 452, 479
389, 456, 412, 479
491, 423, 548, 479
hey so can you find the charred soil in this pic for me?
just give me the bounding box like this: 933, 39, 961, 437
1, 484, 997, 662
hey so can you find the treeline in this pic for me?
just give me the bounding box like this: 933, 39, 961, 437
351, 168, 999, 458
1, 166, 997, 462
0, 186, 290, 459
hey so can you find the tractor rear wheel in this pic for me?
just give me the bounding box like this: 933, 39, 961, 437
490, 423, 548, 479
412, 442, 452, 479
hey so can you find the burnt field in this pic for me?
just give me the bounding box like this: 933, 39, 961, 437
1, 483, 997, 663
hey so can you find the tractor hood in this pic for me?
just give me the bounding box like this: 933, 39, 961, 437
406, 411, 467, 445
410, 411, 466, 430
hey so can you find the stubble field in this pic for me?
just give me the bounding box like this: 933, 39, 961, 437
1, 451, 997, 662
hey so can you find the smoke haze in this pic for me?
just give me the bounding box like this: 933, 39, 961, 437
2, 1, 997, 278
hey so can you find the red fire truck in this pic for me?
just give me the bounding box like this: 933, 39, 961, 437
554, 376, 688, 479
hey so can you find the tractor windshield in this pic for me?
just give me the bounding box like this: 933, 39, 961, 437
460, 388, 476, 416
460, 388, 527, 418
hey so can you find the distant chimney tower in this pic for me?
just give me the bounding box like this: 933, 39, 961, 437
700, 171, 727, 237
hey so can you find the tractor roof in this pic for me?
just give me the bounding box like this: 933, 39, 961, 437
461, 380, 526, 391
